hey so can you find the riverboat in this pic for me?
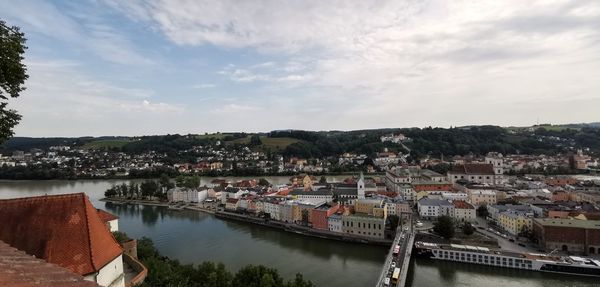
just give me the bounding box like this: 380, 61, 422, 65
414, 241, 600, 277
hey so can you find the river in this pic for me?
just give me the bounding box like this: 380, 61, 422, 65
0, 178, 598, 287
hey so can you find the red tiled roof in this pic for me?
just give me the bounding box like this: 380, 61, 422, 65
0, 193, 123, 276
452, 200, 474, 209
451, 163, 495, 175
0, 240, 100, 287
97, 209, 119, 222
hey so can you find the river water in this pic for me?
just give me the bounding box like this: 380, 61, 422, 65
0, 178, 598, 287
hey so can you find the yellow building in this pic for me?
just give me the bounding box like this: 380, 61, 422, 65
355, 199, 384, 215
498, 211, 532, 236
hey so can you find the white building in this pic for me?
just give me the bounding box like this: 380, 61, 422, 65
328, 214, 343, 233
447, 163, 498, 185
417, 198, 454, 220
451, 201, 476, 222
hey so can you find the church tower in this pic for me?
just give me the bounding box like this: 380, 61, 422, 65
357, 172, 365, 199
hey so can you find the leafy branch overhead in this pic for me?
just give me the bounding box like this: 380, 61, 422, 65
0, 20, 28, 143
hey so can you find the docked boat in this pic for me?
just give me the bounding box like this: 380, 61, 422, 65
414, 241, 600, 277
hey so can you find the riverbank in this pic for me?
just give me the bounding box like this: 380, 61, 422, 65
101, 197, 217, 214
101, 197, 392, 246
215, 211, 393, 246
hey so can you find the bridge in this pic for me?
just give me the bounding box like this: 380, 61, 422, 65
374, 214, 415, 287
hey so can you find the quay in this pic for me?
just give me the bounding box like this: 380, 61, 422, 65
101, 198, 391, 245
214, 210, 393, 246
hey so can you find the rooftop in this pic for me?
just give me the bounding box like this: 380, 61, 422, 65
0, 240, 100, 287
0, 193, 123, 276
534, 218, 600, 229
450, 163, 495, 175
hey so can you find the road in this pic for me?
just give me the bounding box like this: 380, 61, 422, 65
375, 214, 413, 287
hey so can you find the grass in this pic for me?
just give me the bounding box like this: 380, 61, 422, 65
82, 139, 131, 149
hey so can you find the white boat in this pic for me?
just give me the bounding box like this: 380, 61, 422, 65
414, 241, 600, 277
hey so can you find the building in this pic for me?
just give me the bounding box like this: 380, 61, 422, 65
498, 210, 533, 236
97, 209, 119, 232
311, 203, 339, 230
487, 204, 533, 223
355, 198, 384, 216
468, 189, 497, 206
342, 214, 385, 239
289, 187, 334, 202
447, 163, 498, 185
0, 193, 126, 287
452, 201, 476, 222
485, 152, 505, 175
225, 198, 239, 211
533, 218, 600, 255
0, 240, 100, 287
417, 198, 453, 220
328, 214, 343, 233
167, 187, 209, 203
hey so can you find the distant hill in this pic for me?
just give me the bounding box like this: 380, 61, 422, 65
2, 123, 599, 158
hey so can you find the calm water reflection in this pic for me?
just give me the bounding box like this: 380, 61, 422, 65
1, 179, 598, 287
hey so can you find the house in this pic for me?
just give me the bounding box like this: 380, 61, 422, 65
328, 214, 343, 233
0, 240, 100, 287
225, 198, 239, 211
311, 203, 339, 230
498, 210, 532, 236
417, 198, 453, 220
468, 189, 497, 206
447, 163, 498, 185
0, 193, 126, 287
452, 201, 476, 222
97, 209, 119, 232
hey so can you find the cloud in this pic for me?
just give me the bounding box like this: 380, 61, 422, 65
0, 0, 152, 66
11, 58, 182, 136
192, 83, 216, 89
211, 104, 260, 113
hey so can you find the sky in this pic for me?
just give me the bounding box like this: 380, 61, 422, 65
1, 0, 600, 137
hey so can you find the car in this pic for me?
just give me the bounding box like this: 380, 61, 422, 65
518, 243, 526, 247
477, 226, 484, 230
416, 222, 424, 227
508, 238, 515, 242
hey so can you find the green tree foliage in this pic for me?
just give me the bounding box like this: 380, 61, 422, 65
387, 214, 400, 230
250, 135, 263, 146
318, 176, 327, 184
476, 205, 489, 218
136, 237, 314, 287
0, 20, 28, 144
433, 215, 455, 239
176, 175, 201, 189
258, 178, 270, 186
462, 222, 475, 236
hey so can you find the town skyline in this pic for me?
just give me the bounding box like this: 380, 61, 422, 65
1, 0, 599, 136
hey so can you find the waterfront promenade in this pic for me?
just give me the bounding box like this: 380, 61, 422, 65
101, 197, 393, 246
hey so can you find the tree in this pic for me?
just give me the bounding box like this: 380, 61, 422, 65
433, 215, 455, 239
250, 135, 262, 146
387, 214, 400, 230
258, 178, 270, 187
0, 20, 28, 144
462, 222, 475, 236
319, 176, 327, 184
477, 205, 489, 218
141, 180, 159, 198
